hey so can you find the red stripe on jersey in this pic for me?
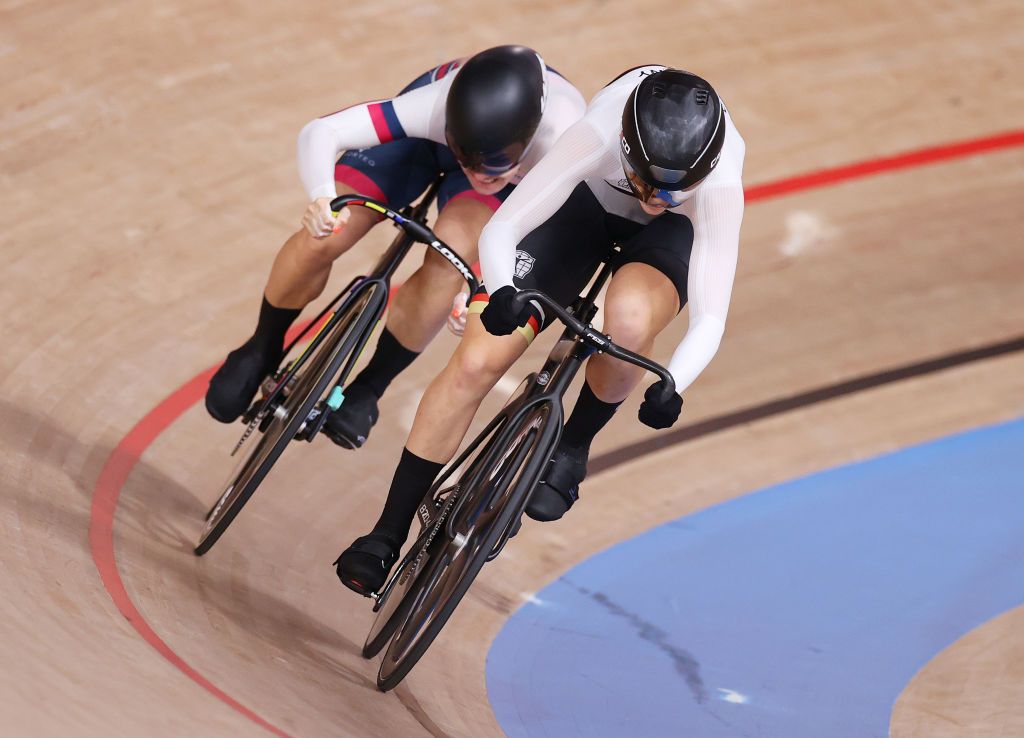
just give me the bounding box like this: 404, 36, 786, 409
448, 189, 504, 213
334, 164, 388, 204
526, 315, 540, 334
470, 291, 490, 304
367, 103, 393, 143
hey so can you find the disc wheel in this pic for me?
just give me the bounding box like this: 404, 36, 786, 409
362, 527, 436, 660
195, 287, 379, 555
375, 405, 553, 690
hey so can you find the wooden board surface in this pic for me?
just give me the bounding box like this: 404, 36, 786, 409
2, 0, 1022, 735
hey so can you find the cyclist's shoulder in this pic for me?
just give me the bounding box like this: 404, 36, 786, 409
698, 107, 746, 190
545, 67, 586, 111
425, 57, 467, 84
581, 65, 665, 135
594, 65, 666, 102
398, 58, 465, 96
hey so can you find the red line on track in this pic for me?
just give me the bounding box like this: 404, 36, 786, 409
87, 128, 1024, 736
744, 130, 1024, 202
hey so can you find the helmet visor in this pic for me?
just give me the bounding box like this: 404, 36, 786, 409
620, 152, 694, 208
446, 131, 527, 176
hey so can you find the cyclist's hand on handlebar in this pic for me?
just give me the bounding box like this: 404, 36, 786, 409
302, 197, 350, 238
480, 286, 532, 336
447, 292, 469, 337
638, 380, 683, 429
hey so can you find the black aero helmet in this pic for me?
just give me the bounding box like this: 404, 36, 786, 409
621, 69, 726, 204
445, 45, 547, 175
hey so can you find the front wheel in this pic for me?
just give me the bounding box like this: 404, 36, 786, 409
362, 528, 436, 660
375, 403, 556, 690
195, 286, 382, 555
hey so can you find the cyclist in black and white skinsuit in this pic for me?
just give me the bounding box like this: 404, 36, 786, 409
336, 66, 745, 595
203, 46, 585, 450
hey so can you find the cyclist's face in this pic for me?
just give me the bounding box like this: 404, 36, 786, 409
464, 164, 520, 195
639, 199, 671, 215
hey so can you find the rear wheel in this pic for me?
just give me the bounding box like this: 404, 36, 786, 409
375, 404, 555, 691
195, 286, 381, 555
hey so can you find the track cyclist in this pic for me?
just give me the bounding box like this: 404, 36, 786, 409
336, 66, 746, 595
204, 46, 585, 449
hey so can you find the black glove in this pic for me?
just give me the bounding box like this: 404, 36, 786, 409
638, 380, 683, 429
480, 286, 532, 336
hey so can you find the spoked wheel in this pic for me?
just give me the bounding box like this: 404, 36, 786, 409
375, 404, 555, 691
195, 286, 382, 555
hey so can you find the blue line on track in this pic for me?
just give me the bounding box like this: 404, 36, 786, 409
486, 418, 1024, 738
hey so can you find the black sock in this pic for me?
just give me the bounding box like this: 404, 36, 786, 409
372, 447, 444, 543
349, 327, 420, 399
561, 381, 623, 450
253, 295, 302, 353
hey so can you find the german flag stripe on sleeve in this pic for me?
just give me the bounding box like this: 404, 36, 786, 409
466, 294, 539, 345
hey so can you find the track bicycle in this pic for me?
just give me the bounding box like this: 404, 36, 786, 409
360, 251, 676, 690
195, 178, 478, 555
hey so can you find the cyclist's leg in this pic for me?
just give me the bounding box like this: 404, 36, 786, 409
530, 213, 691, 519
207, 137, 436, 423
335, 184, 607, 593
408, 319, 531, 460
204, 183, 379, 422
569, 211, 691, 436
385, 190, 497, 353
342, 177, 502, 404
319, 145, 466, 447
406, 182, 610, 464
263, 184, 380, 309
266, 135, 441, 309
335, 320, 531, 594
585, 263, 681, 400
586, 211, 691, 401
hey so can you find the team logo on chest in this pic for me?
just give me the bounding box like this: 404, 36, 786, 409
514, 250, 536, 279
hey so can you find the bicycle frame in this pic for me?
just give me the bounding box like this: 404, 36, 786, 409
198, 177, 482, 555
365, 245, 680, 689
254, 177, 479, 423
421, 259, 617, 561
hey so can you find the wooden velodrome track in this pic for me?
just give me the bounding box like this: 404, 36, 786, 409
2, 0, 1022, 735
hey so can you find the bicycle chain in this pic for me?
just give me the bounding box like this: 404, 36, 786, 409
401, 484, 461, 584
231, 371, 292, 457
230, 413, 261, 457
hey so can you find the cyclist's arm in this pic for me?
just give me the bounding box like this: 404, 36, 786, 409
478, 119, 612, 291
296, 81, 445, 201
665, 184, 745, 394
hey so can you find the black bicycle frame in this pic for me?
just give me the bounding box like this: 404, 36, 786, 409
426, 258, 617, 560
256, 177, 478, 417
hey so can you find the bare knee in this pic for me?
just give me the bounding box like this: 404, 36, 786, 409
449, 338, 515, 396
603, 292, 658, 351
288, 205, 378, 265
410, 248, 466, 296
288, 228, 351, 270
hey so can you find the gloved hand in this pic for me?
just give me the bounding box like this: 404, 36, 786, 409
480, 286, 532, 336
638, 380, 683, 429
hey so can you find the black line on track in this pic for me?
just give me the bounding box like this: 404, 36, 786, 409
589, 335, 1024, 475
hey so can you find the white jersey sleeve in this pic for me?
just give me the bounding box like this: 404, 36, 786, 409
665, 183, 744, 394
509, 72, 587, 182
482, 63, 745, 400
478, 118, 615, 291
295, 77, 450, 201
